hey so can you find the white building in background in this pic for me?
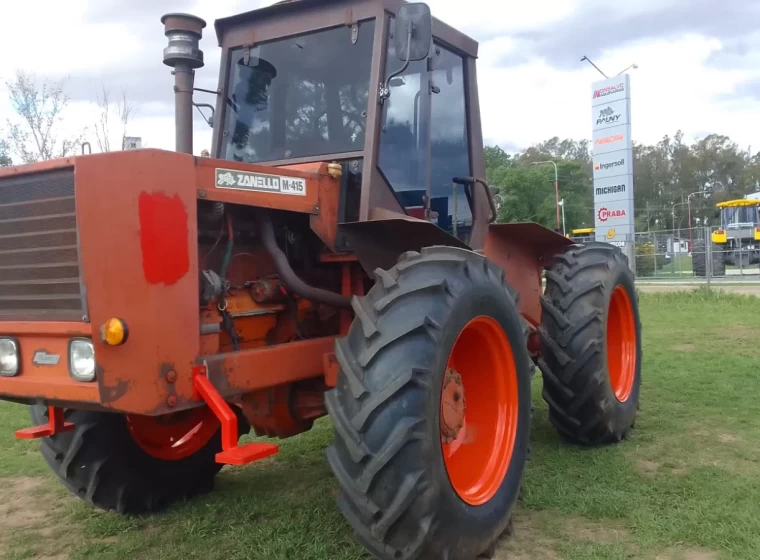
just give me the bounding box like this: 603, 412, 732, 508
123, 137, 142, 150
746, 192, 760, 200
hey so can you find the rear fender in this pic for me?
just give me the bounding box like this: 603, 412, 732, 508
484, 223, 573, 326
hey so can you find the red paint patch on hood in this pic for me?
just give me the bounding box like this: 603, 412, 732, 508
138, 191, 189, 285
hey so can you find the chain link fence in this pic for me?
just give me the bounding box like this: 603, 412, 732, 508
568, 226, 760, 280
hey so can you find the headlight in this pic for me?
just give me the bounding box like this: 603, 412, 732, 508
69, 339, 96, 382
0, 338, 19, 376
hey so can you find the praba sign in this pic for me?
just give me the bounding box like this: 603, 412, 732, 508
597, 207, 627, 222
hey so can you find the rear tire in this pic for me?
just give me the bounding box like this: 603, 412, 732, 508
30, 405, 243, 513
538, 242, 642, 445
692, 239, 725, 277
326, 247, 532, 560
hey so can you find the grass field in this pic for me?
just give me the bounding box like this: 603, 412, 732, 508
1, 291, 759, 560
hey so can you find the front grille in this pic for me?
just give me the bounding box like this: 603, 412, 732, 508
0, 168, 85, 320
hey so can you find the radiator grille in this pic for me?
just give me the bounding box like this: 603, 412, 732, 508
0, 168, 85, 320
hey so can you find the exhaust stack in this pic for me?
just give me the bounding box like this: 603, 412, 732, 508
161, 13, 206, 154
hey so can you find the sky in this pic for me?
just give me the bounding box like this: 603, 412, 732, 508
1, 0, 759, 157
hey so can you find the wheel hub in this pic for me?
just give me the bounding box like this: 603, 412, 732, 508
440, 368, 466, 443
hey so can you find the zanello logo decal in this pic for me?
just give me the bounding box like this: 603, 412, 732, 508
593, 83, 625, 99
594, 134, 624, 146
595, 183, 626, 196
596, 106, 622, 125
594, 158, 625, 172
215, 168, 307, 196
597, 207, 627, 222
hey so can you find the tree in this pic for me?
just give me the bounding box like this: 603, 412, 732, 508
4, 71, 82, 163
0, 139, 10, 167
93, 86, 136, 152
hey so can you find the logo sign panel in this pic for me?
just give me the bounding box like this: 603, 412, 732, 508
215, 168, 307, 196
591, 75, 630, 106
591, 98, 629, 132
593, 176, 631, 203
592, 124, 630, 156
593, 153, 632, 180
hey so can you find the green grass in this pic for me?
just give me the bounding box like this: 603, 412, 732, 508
1, 291, 760, 559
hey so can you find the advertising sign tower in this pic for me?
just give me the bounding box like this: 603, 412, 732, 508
591, 75, 634, 266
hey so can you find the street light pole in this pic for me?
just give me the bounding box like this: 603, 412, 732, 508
559, 199, 566, 235
686, 191, 702, 252
532, 161, 560, 230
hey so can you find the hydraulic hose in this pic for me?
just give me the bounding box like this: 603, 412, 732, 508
258, 213, 352, 309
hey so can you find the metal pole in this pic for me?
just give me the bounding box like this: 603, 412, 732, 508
560, 201, 566, 236
553, 162, 560, 231
688, 198, 693, 252
174, 63, 195, 154
705, 226, 712, 291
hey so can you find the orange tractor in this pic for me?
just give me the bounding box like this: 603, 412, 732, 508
0, 1, 641, 558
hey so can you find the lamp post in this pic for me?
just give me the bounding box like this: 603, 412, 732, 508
686, 191, 702, 251
531, 161, 560, 230
558, 199, 566, 236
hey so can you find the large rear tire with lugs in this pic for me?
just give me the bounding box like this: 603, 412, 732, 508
326, 247, 532, 560
692, 239, 725, 277
30, 404, 244, 513
538, 242, 642, 445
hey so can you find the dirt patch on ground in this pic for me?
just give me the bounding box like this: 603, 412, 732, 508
636, 460, 661, 476
718, 433, 742, 444
0, 476, 50, 529
655, 547, 719, 560
564, 515, 631, 544
494, 513, 561, 559
0, 476, 76, 559
670, 343, 696, 352
494, 509, 633, 559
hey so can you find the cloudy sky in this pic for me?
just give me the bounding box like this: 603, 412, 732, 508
1, 0, 758, 156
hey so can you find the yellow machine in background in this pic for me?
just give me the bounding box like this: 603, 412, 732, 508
569, 227, 595, 243
710, 199, 760, 267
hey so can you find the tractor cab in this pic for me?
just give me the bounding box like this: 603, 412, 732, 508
207, 0, 486, 242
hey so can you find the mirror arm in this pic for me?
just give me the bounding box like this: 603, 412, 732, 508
379, 24, 413, 104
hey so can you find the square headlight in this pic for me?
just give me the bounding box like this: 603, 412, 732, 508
0, 338, 19, 376
69, 339, 96, 382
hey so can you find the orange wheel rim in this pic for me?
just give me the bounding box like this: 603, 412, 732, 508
607, 285, 636, 402
126, 408, 219, 461
441, 316, 519, 506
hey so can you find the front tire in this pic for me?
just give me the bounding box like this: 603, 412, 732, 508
326, 247, 532, 560
30, 405, 239, 513
538, 242, 642, 445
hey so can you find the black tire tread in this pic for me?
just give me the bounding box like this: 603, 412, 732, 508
692, 238, 725, 278
327, 246, 530, 560
31, 405, 243, 514
538, 242, 641, 445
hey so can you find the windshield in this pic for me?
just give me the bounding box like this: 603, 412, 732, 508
722, 206, 759, 227
222, 21, 375, 163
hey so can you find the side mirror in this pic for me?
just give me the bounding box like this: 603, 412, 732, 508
394, 3, 432, 62
381, 3, 432, 103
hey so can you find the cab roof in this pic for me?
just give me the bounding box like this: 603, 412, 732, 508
716, 199, 760, 208
214, 0, 478, 57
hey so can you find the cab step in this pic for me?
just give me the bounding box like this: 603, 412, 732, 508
192, 364, 279, 466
